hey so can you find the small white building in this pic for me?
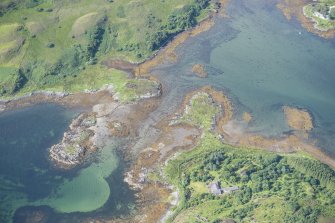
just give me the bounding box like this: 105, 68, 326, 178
209, 182, 239, 195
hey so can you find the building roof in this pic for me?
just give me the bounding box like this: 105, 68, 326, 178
222, 186, 239, 193
209, 182, 222, 195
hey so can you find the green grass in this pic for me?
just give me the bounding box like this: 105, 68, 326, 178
0, 64, 160, 102
64, 145, 78, 156
0, 23, 25, 66
190, 181, 208, 195
180, 92, 221, 129
253, 197, 292, 222
0, 0, 213, 98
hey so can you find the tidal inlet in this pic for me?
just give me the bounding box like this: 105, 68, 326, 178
0, 0, 335, 222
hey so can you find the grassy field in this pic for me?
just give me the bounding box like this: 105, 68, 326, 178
0, 0, 213, 98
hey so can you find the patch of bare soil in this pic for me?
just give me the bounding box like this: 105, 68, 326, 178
102, 59, 137, 74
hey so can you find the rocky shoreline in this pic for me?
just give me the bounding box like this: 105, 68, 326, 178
49, 113, 98, 169
120, 87, 231, 223
0, 78, 162, 114
47, 79, 162, 169
121, 85, 335, 222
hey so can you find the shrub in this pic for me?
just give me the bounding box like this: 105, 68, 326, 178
330, 8, 335, 20
46, 43, 55, 48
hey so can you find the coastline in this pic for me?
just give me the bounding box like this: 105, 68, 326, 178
2, 0, 335, 222
0, 0, 228, 113
277, 0, 335, 38
173, 87, 335, 170
0, 87, 115, 113
119, 86, 335, 223
133, 0, 229, 77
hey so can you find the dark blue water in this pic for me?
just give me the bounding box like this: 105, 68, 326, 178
0, 104, 74, 221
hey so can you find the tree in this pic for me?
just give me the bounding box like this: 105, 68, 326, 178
330, 8, 335, 20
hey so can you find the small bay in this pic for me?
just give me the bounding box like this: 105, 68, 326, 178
0, 104, 134, 222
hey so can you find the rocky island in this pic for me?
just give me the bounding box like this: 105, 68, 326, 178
49, 113, 97, 168
283, 106, 313, 132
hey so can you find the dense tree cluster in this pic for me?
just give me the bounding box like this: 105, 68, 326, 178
203, 151, 225, 171
0, 69, 27, 96
86, 23, 106, 61
314, 3, 329, 16
146, 0, 210, 51
287, 157, 335, 189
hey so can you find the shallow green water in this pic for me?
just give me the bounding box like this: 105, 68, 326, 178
152, 0, 335, 156
38, 142, 117, 213
0, 104, 134, 222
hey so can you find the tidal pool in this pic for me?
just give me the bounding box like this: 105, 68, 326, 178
0, 104, 134, 222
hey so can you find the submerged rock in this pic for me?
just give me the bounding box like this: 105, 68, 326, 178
192, 64, 208, 78
0, 104, 5, 112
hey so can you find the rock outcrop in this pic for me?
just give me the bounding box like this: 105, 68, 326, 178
49, 113, 97, 168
